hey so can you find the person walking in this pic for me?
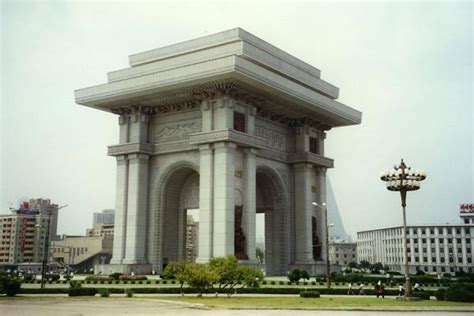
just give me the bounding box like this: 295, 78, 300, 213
347, 282, 353, 295
358, 283, 365, 295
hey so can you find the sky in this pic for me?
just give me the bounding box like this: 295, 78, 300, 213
1, 0, 472, 239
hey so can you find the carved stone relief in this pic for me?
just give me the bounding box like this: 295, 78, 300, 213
153, 120, 202, 143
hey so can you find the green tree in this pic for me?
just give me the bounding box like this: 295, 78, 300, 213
370, 262, 384, 274
348, 262, 358, 269
209, 256, 264, 297
358, 260, 371, 271
163, 261, 189, 295
185, 263, 218, 297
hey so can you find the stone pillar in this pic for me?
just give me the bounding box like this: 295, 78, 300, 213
242, 148, 257, 262
246, 106, 256, 135
315, 167, 328, 261
213, 97, 233, 130
213, 142, 236, 257
294, 163, 314, 264
123, 153, 149, 264
122, 109, 150, 265
197, 143, 214, 263
110, 155, 128, 264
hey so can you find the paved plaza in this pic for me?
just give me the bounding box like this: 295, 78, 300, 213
1, 298, 473, 316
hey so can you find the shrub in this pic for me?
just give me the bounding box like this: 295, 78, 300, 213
22, 274, 35, 282
412, 292, 430, 300
445, 283, 474, 302
262, 281, 267, 285
279, 281, 285, 285
287, 269, 301, 283
0, 276, 22, 297
98, 288, 110, 297
110, 273, 122, 280
146, 280, 151, 284
311, 281, 316, 285
270, 281, 275, 285
47, 274, 60, 282
300, 270, 310, 281
300, 290, 320, 298
125, 288, 133, 298
435, 288, 446, 301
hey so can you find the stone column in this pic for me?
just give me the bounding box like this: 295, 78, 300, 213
110, 155, 128, 264
242, 148, 257, 262
294, 163, 314, 264
197, 144, 214, 263
213, 142, 236, 257
123, 153, 149, 264
315, 167, 328, 261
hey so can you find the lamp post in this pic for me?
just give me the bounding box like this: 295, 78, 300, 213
312, 202, 333, 288
380, 159, 426, 298
36, 211, 52, 290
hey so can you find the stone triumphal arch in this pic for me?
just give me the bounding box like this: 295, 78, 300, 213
75, 28, 361, 275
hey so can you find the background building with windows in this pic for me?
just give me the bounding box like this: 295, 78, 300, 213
328, 239, 357, 268
92, 209, 115, 226
357, 205, 474, 275
0, 199, 59, 271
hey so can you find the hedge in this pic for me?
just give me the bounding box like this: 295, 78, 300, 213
300, 290, 320, 298
19, 287, 434, 296
68, 288, 97, 296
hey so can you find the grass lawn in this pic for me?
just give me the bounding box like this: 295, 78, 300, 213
157, 296, 474, 308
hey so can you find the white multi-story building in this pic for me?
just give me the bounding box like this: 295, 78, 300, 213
357, 205, 474, 275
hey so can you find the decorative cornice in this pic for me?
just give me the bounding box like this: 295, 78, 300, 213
189, 129, 265, 149
108, 143, 154, 156
288, 152, 334, 168
256, 107, 331, 131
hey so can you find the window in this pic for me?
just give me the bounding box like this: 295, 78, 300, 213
440, 257, 445, 263
422, 238, 426, 243
449, 256, 454, 263
448, 238, 452, 244
441, 267, 445, 272
456, 228, 461, 235
233, 111, 246, 132
431, 248, 435, 253
457, 248, 462, 254
309, 137, 319, 154
430, 228, 435, 234
467, 239, 471, 244
432, 257, 436, 262
457, 238, 462, 243
430, 238, 435, 243
414, 239, 418, 244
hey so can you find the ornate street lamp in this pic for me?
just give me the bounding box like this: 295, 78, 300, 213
380, 159, 426, 298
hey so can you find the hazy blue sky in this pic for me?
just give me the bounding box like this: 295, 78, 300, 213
1, 1, 472, 238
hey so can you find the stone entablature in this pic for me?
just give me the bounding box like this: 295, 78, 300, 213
76, 28, 362, 275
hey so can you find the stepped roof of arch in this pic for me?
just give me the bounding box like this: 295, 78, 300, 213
75, 28, 361, 128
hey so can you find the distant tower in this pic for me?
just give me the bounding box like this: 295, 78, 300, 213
29, 198, 60, 241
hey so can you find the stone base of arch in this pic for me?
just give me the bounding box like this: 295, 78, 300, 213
94, 263, 152, 275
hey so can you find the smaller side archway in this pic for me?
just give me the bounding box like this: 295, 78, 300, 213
256, 164, 290, 275
152, 161, 200, 272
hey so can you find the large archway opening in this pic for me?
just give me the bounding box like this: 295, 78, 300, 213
256, 166, 288, 275
161, 166, 199, 270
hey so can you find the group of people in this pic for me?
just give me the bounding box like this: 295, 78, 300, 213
347, 280, 385, 298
